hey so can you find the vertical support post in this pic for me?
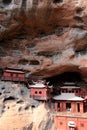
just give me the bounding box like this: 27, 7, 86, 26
54, 102, 58, 111
80, 101, 84, 113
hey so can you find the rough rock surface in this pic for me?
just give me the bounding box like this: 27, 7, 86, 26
0, 81, 56, 130
0, 0, 87, 82
0, 0, 87, 83
0, 0, 87, 130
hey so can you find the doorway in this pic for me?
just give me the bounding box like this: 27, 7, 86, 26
77, 103, 80, 112
66, 103, 71, 111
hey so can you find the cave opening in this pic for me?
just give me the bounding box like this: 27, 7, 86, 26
18, 59, 29, 65
3, 0, 12, 5
3, 96, 16, 103
29, 60, 40, 65
76, 7, 83, 14
53, 0, 63, 4
46, 72, 85, 87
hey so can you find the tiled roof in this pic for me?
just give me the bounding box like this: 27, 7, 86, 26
53, 93, 84, 101
61, 86, 80, 89
63, 82, 75, 85
30, 83, 46, 88
4, 70, 25, 73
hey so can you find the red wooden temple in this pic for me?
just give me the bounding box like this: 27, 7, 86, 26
30, 80, 53, 101
53, 82, 87, 130
1, 68, 26, 82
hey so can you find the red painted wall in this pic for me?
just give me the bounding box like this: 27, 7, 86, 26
18, 74, 25, 78
30, 88, 47, 97
3, 72, 10, 77
54, 116, 87, 130
54, 101, 84, 113
3, 71, 25, 81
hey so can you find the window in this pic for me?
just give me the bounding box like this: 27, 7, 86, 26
66, 103, 71, 111
77, 103, 80, 112
80, 123, 84, 127
39, 91, 42, 94
60, 122, 63, 125
69, 91, 71, 93
35, 91, 37, 94
58, 102, 60, 108
53, 0, 63, 4
76, 90, 78, 93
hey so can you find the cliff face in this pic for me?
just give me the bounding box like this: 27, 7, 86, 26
0, 81, 56, 130
0, 0, 87, 83
0, 0, 87, 130
0, 0, 87, 82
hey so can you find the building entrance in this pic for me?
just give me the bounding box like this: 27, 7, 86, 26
66, 103, 71, 111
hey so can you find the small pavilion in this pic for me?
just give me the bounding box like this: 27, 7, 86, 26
30, 81, 53, 101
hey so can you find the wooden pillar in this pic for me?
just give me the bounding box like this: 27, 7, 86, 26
80, 102, 84, 113
63, 101, 66, 111
54, 102, 58, 111
71, 102, 75, 112
64, 89, 66, 93
76, 102, 78, 113
60, 102, 63, 112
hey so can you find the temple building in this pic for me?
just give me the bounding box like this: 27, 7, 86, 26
1, 68, 26, 82
53, 93, 84, 113
53, 82, 87, 130
30, 80, 53, 101
59, 82, 81, 96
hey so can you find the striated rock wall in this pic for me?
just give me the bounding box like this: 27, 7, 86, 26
0, 0, 87, 81
0, 1, 87, 130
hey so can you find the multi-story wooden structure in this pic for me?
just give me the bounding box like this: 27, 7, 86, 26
53, 82, 87, 130
59, 82, 81, 96
58, 82, 87, 98
53, 93, 84, 113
